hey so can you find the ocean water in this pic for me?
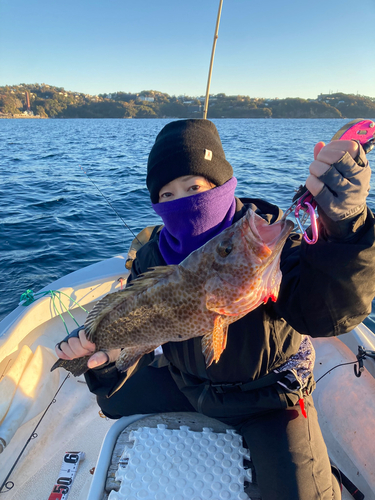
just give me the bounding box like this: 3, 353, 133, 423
1, 118, 375, 330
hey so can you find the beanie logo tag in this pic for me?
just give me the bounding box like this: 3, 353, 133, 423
204, 149, 212, 161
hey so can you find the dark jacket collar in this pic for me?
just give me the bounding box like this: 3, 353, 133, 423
234, 197, 283, 224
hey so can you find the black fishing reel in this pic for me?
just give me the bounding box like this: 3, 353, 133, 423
354, 345, 375, 377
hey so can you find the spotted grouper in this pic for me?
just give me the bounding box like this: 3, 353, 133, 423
51, 209, 293, 377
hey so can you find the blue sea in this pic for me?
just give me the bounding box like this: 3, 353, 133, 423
1, 118, 375, 330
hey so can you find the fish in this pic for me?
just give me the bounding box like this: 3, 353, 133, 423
51, 209, 294, 377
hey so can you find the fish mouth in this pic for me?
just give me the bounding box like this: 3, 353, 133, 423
248, 211, 294, 250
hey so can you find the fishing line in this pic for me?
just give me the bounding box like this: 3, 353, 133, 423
80, 166, 141, 244
0, 374, 70, 494
315, 360, 358, 384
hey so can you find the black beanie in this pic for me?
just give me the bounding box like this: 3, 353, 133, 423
147, 119, 234, 203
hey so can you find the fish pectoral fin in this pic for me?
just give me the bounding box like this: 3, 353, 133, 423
115, 346, 158, 373
206, 293, 228, 311
201, 316, 229, 368
108, 345, 158, 397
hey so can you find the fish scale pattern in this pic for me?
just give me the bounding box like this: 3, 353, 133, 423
109, 424, 252, 500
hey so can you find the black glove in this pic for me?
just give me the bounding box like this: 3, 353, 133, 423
55, 325, 84, 351
314, 144, 371, 239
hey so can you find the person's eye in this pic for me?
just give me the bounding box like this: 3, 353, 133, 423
188, 184, 200, 192
161, 192, 173, 198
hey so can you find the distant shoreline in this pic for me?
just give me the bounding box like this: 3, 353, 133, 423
0, 115, 363, 120
0, 114, 47, 119
2, 85, 374, 120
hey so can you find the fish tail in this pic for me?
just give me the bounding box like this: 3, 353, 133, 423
50, 356, 91, 377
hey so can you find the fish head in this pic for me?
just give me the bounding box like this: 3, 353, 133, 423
200, 209, 294, 317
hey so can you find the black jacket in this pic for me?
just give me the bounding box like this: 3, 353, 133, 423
85, 198, 375, 417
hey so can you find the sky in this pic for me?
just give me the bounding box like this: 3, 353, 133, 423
1, 0, 374, 100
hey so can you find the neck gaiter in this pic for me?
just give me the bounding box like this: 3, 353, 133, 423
152, 177, 237, 264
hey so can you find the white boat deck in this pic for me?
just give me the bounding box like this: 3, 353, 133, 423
0, 254, 374, 500
0, 371, 113, 499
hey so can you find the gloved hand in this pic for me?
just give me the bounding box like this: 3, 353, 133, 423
55, 326, 121, 369
306, 140, 371, 239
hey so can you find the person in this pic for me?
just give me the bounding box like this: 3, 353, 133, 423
56, 119, 375, 500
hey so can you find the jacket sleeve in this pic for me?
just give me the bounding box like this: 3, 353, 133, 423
274, 207, 375, 337
84, 351, 155, 400
84, 255, 154, 399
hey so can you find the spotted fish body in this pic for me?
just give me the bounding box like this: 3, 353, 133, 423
52, 209, 294, 376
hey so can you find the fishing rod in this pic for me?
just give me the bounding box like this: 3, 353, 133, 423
0, 374, 70, 494
80, 166, 141, 244
203, 0, 224, 119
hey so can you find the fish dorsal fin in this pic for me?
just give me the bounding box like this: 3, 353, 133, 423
84, 265, 178, 341
201, 316, 229, 368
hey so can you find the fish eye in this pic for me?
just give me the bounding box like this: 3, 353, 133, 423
217, 239, 233, 258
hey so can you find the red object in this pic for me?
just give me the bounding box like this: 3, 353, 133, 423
263, 294, 277, 304
299, 398, 307, 418
48, 491, 63, 500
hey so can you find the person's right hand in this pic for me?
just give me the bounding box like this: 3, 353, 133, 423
55, 329, 121, 369
306, 140, 370, 221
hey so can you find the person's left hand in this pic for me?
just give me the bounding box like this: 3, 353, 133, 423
305, 140, 371, 237
55, 328, 121, 369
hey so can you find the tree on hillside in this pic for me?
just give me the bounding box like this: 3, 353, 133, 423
111, 92, 139, 103
0, 95, 23, 114
270, 98, 342, 118
35, 105, 48, 118
43, 98, 67, 117
159, 101, 187, 118
336, 99, 375, 119
135, 105, 157, 118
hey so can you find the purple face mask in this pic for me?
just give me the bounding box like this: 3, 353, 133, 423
152, 177, 237, 265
